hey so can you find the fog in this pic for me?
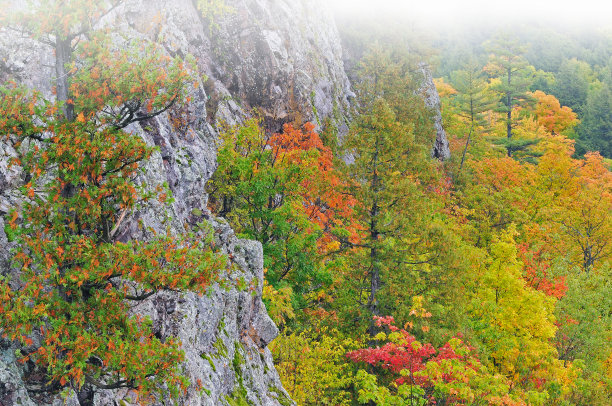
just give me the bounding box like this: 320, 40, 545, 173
329, 0, 612, 27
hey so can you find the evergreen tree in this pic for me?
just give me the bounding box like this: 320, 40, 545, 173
552, 58, 591, 115
341, 98, 417, 336
485, 34, 536, 158
450, 59, 497, 173
579, 82, 612, 157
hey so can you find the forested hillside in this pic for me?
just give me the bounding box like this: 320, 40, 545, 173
228, 9, 611, 406
435, 22, 612, 158
0, 1, 610, 406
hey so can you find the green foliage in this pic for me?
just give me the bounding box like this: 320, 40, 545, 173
485, 33, 537, 157
355, 45, 434, 154
196, 0, 234, 29
262, 281, 295, 327
207, 120, 326, 303
280, 21, 611, 406
348, 317, 521, 406
551, 59, 592, 115
208, 119, 360, 325
449, 58, 498, 173
450, 59, 497, 128
579, 81, 612, 157
353, 369, 425, 406
438, 25, 612, 159
1, 4, 610, 405
335, 46, 468, 338
490, 136, 542, 163
339, 97, 419, 332
556, 264, 612, 403
3, 220, 16, 242
227, 342, 250, 406
529, 67, 556, 94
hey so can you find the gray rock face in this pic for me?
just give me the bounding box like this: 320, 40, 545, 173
419, 63, 451, 161
0, 351, 36, 406
202, 0, 353, 134
92, 220, 290, 406
0, 0, 353, 405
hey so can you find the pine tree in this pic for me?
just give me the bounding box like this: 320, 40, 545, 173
341, 98, 420, 336
485, 33, 537, 158
450, 59, 497, 172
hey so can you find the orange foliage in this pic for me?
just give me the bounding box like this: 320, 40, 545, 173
518, 243, 567, 299
433, 77, 457, 98
270, 123, 363, 250
531, 90, 579, 135
472, 156, 531, 191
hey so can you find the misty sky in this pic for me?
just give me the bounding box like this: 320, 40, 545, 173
329, 0, 612, 26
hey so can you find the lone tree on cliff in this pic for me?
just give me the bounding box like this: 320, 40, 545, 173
0, 0, 225, 399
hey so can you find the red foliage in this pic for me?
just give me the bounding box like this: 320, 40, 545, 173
346, 316, 478, 387
518, 243, 567, 299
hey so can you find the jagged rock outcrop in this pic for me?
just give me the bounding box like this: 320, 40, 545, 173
418, 63, 451, 160
199, 0, 353, 133
0, 0, 353, 405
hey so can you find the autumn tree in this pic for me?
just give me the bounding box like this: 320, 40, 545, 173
347, 316, 520, 406
0, 0, 226, 399
208, 120, 357, 314
556, 152, 612, 272
270, 328, 358, 405
527, 125, 612, 405
531, 90, 579, 136
531, 140, 612, 273
2, 0, 122, 120
468, 227, 563, 399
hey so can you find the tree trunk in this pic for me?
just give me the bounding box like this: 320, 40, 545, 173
54, 35, 76, 302
367, 209, 380, 338
54, 36, 76, 203
506, 67, 513, 157
55, 37, 74, 122
459, 95, 476, 174
459, 125, 473, 174
367, 136, 381, 338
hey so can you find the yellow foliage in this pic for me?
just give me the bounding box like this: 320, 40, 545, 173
433, 77, 457, 98
196, 0, 233, 18
270, 329, 359, 405
262, 279, 295, 326
469, 227, 560, 386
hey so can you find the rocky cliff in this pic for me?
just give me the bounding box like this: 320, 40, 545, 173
0, 1, 351, 405
419, 63, 451, 160
0, 1, 448, 405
